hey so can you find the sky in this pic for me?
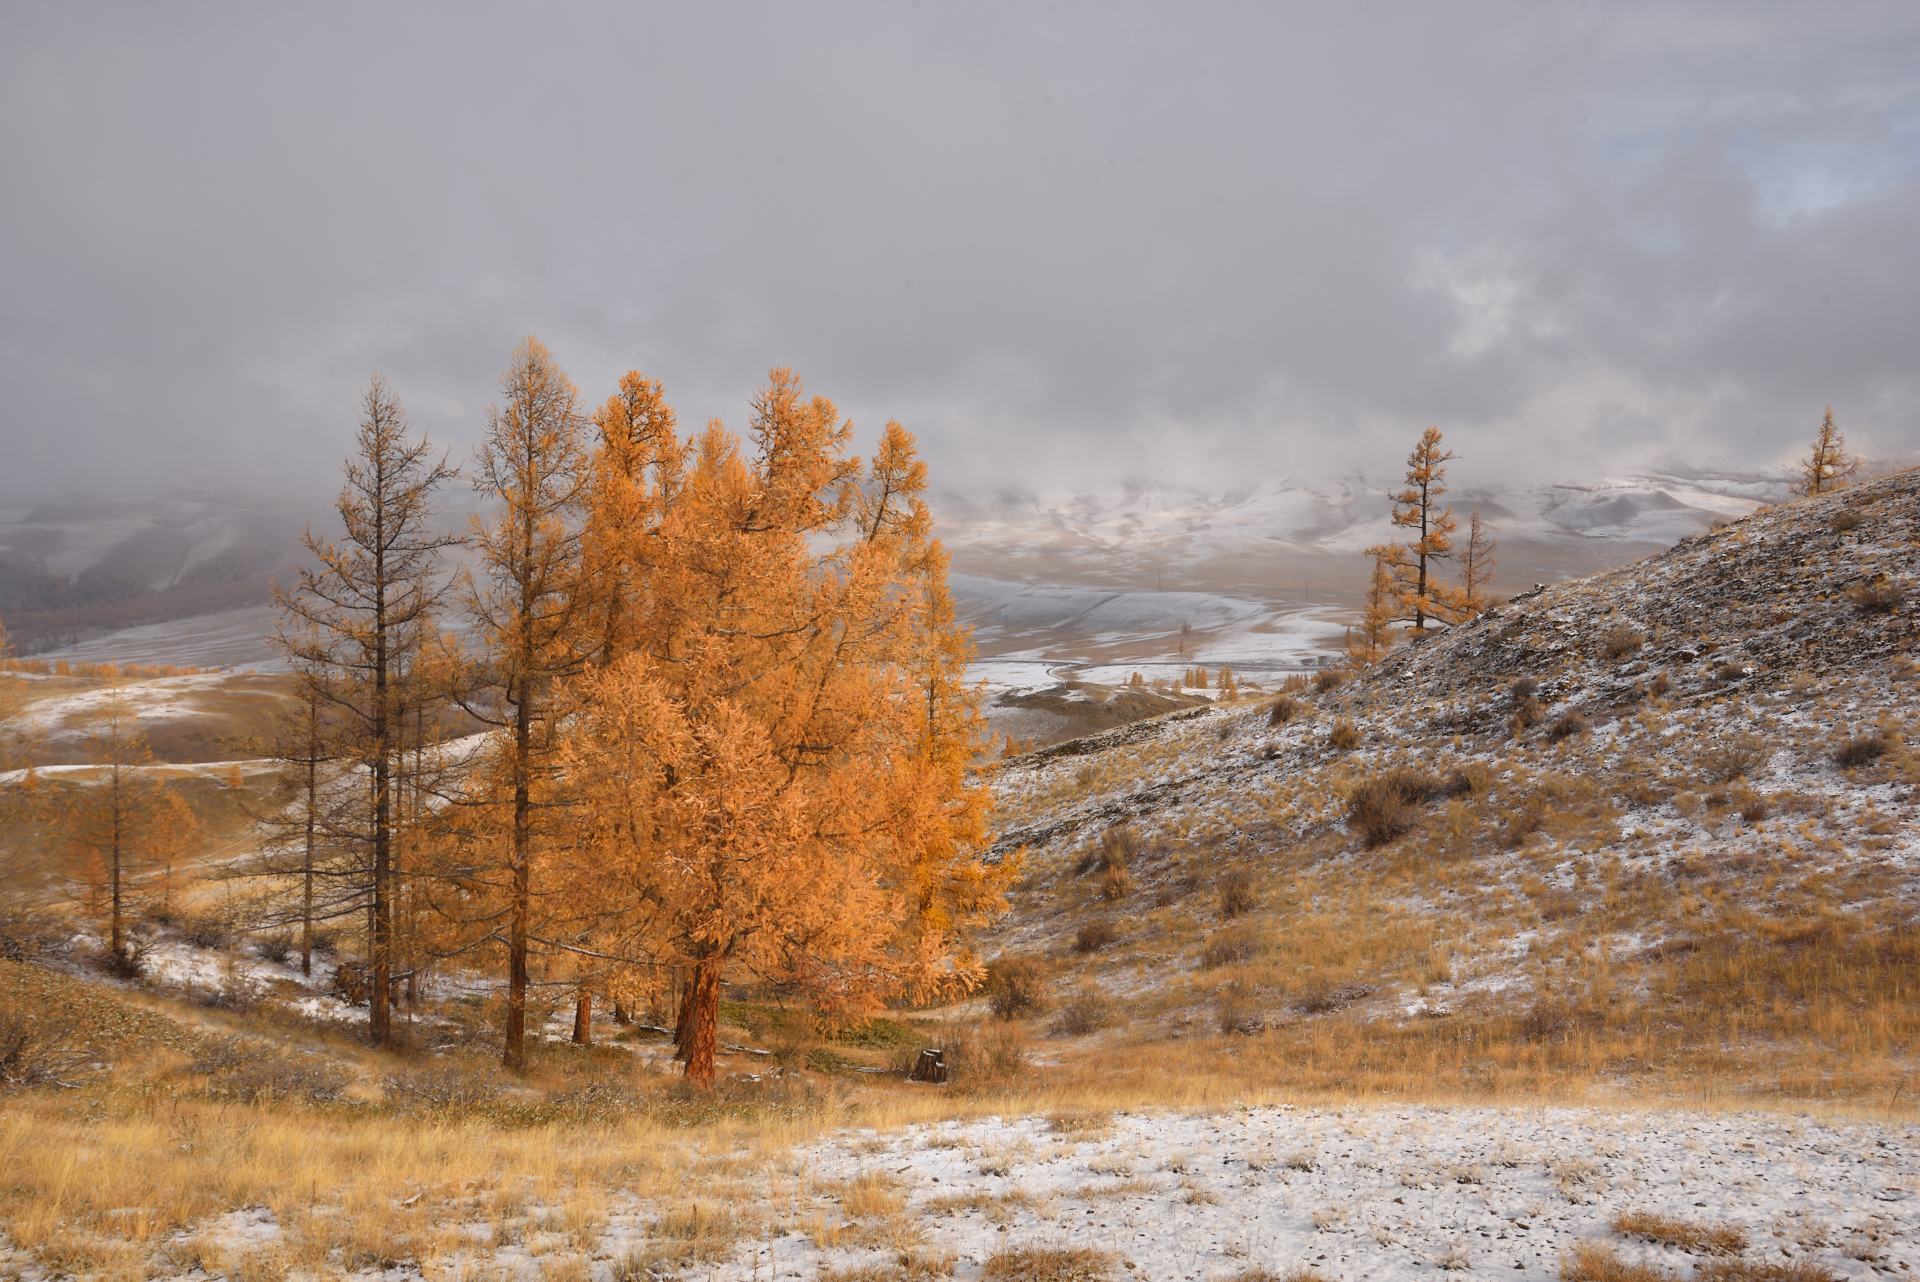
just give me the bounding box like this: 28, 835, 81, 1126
2, 2, 1916, 505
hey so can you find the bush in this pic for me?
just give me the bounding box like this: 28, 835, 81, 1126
0, 910, 66, 963
1294, 982, 1376, 1014
1267, 696, 1299, 727
179, 915, 230, 950
1048, 988, 1114, 1036
1327, 719, 1362, 750
190, 1038, 351, 1104
1833, 734, 1889, 768
1346, 769, 1438, 847
1218, 870, 1256, 918
1850, 579, 1905, 614
1601, 625, 1645, 659
1073, 920, 1120, 953
984, 955, 1049, 1020
1511, 677, 1538, 698
1545, 711, 1589, 743
383, 1061, 506, 1112
1512, 695, 1544, 731
1099, 867, 1133, 902
943, 1020, 1030, 1085
0, 995, 98, 1091
1201, 927, 1263, 968
1702, 736, 1768, 783
255, 933, 293, 965
1313, 669, 1345, 694
1831, 508, 1863, 533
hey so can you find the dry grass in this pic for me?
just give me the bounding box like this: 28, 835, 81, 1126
984, 1244, 1118, 1281
1612, 1209, 1747, 1255
1564, 1244, 1841, 1282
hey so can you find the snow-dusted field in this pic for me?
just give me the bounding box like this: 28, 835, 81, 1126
169, 1104, 1918, 1282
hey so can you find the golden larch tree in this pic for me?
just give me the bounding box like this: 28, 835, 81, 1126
460, 336, 594, 1070
1352, 545, 1404, 663
560, 369, 1011, 1087
1459, 507, 1497, 613
1389, 426, 1464, 629
1798, 407, 1858, 497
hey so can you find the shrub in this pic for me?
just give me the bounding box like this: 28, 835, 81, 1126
1702, 736, 1768, 782
1219, 870, 1257, 918
1267, 696, 1299, 726
1601, 625, 1645, 659
1612, 1209, 1747, 1256
1294, 982, 1375, 1014
1444, 761, 1490, 796
1833, 734, 1889, 768
0, 910, 66, 963
1646, 671, 1671, 698
1099, 867, 1133, 901
1217, 989, 1265, 1035
255, 933, 293, 965
1544, 710, 1589, 743
1049, 988, 1114, 1036
1073, 920, 1120, 953
1511, 677, 1538, 698
983, 1245, 1116, 1282
1327, 719, 1362, 750
179, 915, 231, 950
1513, 695, 1545, 730
0, 995, 98, 1091
191, 1039, 351, 1104
1313, 669, 1345, 694
1347, 769, 1437, 847
944, 1020, 1030, 1085
1850, 579, 1905, 614
382, 1061, 506, 1112
984, 955, 1049, 1019
1830, 508, 1863, 533
1201, 927, 1263, 968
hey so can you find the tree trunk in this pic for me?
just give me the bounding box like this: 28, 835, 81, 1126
572, 990, 592, 1045
302, 756, 315, 977
673, 966, 695, 1060
505, 692, 532, 1070
682, 961, 722, 1089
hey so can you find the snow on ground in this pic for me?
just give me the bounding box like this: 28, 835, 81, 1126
175, 1104, 1916, 1281
29, 604, 290, 671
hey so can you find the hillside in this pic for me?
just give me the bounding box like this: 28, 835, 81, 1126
979, 468, 1918, 1102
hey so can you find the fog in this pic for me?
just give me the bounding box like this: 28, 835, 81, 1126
3, 2, 1916, 504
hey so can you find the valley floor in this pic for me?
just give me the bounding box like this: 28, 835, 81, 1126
96, 1103, 1920, 1282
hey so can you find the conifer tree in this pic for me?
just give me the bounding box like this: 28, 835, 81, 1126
272, 374, 461, 1044
559, 370, 1011, 1088
63, 683, 196, 965
1352, 546, 1403, 664
1390, 427, 1464, 628
460, 337, 594, 1070
1798, 407, 1859, 497
1460, 507, 1498, 614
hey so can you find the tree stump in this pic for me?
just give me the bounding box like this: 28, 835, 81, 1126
907, 1048, 948, 1083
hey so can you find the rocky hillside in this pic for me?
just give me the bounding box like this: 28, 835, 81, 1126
977, 469, 1918, 1101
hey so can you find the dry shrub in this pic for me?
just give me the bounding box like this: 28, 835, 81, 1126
1219, 870, 1256, 918
1702, 736, 1768, 783
1611, 1210, 1746, 1256
984, 1244, 1117, 1282
255, 934, 293, 965
1327, 719, 1361, 750
1073, 920, 1120, 953
1099, 868, 1134, 902
1513, 695, 1545, 731
190, 1039, 351, 1104
1084, 827, 1134, 874
1347, 769, 1437, 847
985, 955, 1049, 1019
1512, 676, 1539, 698
648, 1201, 740, 1263
1849, 579, 1905, 614
1517, 998, 1571, 1042
1500, 799, 1548, 848
1445, 761, 1491, 796
1313, 669, 1345, 694
1830, 508, 1863, 532
381, 1060, 505, 1112
179, 914, 231, 950
0, 911, 66, 963
1696, 1262, 1841, 1282
1545, 711, 1589, 743
1294, 982, 1375, 1014
0, 995, 97, 1091
1561, 1243, 1672, 1282
1833, 733, 1888, 768
1739, 795, 1771, 822
1602, 625, 1645, 659
1049, 988, 1114, 1036
944, 1020, 1030, 1085
1267, 696, 1300, 726
1202, 926, 1263, 969
1217, 987, 1265, 1035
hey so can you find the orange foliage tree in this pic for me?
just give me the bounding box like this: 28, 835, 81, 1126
558, 369, 1010, 1087
1389, 427, 1464, 629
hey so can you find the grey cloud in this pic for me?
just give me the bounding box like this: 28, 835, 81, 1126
1, 1, 1915, 505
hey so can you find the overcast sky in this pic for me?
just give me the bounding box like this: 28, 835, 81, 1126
3, 2, 1916, 504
